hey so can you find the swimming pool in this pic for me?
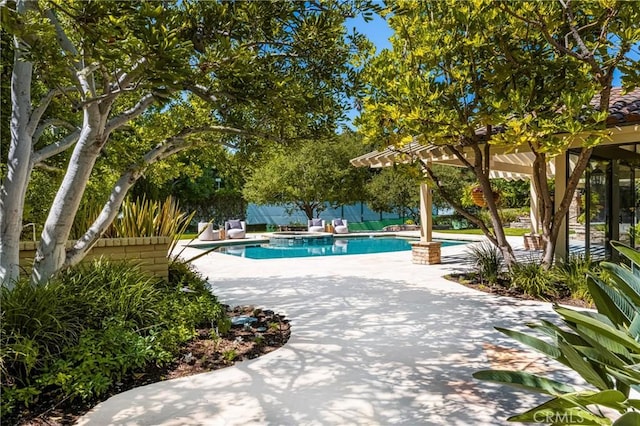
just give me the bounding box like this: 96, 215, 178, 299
214, 237, 464, 259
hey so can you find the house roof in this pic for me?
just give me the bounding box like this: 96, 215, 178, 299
599, 87, 640, 125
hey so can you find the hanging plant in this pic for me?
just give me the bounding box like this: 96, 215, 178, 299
471, 186, 500, 208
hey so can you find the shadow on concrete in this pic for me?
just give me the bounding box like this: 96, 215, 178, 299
79, 273, 581, 425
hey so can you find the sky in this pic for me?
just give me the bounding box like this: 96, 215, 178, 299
347, 12, 393, 54
343, 13, 393, 126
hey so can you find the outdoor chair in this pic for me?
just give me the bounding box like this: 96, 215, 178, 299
307, 218, 325, 233
225, 219, 246, 239
332, 218, 349, 234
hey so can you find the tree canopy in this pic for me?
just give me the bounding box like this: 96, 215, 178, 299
357, 0, 639, 265
243, 132, 371, 220
0, 0, 374, 285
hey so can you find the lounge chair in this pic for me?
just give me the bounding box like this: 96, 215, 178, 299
225, 219, 246, 239
332, 218, 349, 234
307, 218, 325, 233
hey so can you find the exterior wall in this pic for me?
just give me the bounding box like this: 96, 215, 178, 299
19, 237, 171, 280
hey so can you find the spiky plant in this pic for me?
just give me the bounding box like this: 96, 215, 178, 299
474, 241, 640, 425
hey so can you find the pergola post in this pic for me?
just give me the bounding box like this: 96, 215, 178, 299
410, 172, 441, 264
420, 182, 432, 242
529, 179, 540, 234
523, 179, 544, 251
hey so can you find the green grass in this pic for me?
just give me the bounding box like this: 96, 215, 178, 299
436, 228, 531, 236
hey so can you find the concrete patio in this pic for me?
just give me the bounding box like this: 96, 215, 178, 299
78, 236, 581, 425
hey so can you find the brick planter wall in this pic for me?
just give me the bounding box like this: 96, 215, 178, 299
523, 233, 544, 251
19, 237, 171, 279
409, 241, 442, 265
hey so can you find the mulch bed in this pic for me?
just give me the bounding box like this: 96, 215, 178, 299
446, 272, 593, 308
9, 306, 290, 426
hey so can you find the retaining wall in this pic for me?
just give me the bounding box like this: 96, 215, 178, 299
19, 237, 171, 280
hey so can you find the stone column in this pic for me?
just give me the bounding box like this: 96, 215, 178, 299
410, 241, 441, 264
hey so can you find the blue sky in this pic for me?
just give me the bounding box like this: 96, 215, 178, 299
343, 13, 393, 125
347, 13, 393, 54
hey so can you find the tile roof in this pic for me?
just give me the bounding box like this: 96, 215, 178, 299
594, 87, 640, 125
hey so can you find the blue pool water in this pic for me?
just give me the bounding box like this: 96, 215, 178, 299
215, 237, 464, 259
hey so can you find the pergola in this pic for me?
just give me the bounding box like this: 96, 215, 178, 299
350, 141, 569, 263
350, 92, 640, 264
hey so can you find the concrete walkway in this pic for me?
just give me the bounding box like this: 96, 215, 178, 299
79, 236, 576, 425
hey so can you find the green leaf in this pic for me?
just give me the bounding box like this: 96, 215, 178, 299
600, 263, 640, 307
629, 313, 640, 340
472, 370, 576, 395
509, 404, 609, 425
531, 320, 588, 347
612, 411, 640, 426
611, 241, 640, 268
559, 340, 611, 390
496, 327, 563, 360
579, 389, 627, 410
556, 307, 640, 354
587, 274, 636, 327
573, 346, 626, 370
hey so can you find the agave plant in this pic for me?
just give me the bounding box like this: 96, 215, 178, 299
113, 196, 195, 239
474, 241, 640, 425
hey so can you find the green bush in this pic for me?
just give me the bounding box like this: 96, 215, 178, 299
468, 242, 504, 285
508, 260, 557, 299
57, 259, 166, 329
1, 259, 228, 417
37, 319, 165, 401
552, 254, 598, 302
499, 207, 529, 225
1, 279, 86, 389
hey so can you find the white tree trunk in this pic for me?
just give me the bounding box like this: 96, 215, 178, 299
30, 106, 105, 284
0, 35, 34, 288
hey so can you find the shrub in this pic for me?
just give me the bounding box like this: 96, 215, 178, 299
468, 242, 504, 285
508, 260, 557, 299
552, 254, 598, 302
1, 279, 86, 391
163, 261, 230, 348
1, 259, 228, 417
36, 319, 165, 401
57, 259, 166, 329
499, 207, 529, 225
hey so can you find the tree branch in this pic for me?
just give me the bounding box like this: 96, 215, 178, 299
33, 119, 79, 144
43, 7, 82, 73
420, 160, 498, 246
103, 93, 156, 137
34, 163, 65, 173
65, 141, 190, 268
112, 57, 147, 91
32, 129, 81, 163
560, 1, 593, 59
498, 3, 584, 61
26, 89, 59, 136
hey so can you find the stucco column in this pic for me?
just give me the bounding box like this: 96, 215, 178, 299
529, 179, 540, 234
555, 153, 568, 261
420, 182, 432, 242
